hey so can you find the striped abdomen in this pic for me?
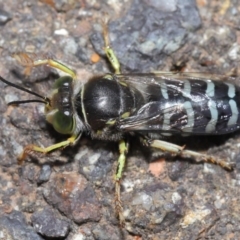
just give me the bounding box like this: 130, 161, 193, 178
118, 75, 240, 135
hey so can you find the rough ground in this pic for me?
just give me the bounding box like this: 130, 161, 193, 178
0, 0, 240, 239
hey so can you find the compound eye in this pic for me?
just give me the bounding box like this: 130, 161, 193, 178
52, 110, 74, 134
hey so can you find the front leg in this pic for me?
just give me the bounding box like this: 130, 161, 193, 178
13, 52, 77, 79
18, 135, 80, 164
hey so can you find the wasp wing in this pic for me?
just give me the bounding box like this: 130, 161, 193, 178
115, 73, 239, 135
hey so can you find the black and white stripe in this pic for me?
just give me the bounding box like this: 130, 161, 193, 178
144, 78, 240, 135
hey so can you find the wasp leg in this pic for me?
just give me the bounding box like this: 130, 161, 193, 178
146, 139, 233, 170
18, 135, 78, 164
13, 53, 76, 79
102, 18, 121, 74
115, 140, 129, 227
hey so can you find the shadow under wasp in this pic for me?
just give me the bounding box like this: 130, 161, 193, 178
0, 22, 237, 227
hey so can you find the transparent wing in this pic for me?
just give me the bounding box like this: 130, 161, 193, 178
117, 100, 214, 134
115, 73, 238, 134
116, 71, 237, 83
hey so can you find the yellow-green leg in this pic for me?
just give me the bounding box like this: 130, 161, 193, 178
18, 135, 79, 164
115, 140, 129, 227
102, 20, 130, 225
147, 139, 233, 170
102, 19, 121, 74
13, 53, 77, 79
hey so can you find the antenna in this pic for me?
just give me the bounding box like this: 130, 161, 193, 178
0, 75, 49, 105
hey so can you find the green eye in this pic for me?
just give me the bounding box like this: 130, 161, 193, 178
52, 110, 74, 134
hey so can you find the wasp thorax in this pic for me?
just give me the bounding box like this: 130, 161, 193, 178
45, 76, 75, 135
